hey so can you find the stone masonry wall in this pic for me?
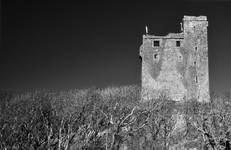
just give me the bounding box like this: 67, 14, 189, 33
140, 16, 209, 102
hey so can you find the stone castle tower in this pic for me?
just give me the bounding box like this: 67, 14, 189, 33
140, 16, 210, 102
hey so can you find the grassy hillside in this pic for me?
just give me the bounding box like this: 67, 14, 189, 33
0, 86, 231, 150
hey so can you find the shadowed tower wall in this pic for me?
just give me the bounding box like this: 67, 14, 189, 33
140, 16, 209, 102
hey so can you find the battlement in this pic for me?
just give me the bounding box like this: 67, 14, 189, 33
143, 16, 208, 42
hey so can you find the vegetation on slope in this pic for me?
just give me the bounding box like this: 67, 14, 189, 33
0, 86, 231, 150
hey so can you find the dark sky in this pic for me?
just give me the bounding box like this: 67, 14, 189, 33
1, 0, 231, 92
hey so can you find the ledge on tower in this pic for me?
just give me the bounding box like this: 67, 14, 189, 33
143, 32, 184, 39
183, 16, 207, 21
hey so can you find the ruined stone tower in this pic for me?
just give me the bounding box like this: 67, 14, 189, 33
140, 16, 209, 102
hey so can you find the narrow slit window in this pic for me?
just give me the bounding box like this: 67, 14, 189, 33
178, 55, 183, 62
153, 40, 160, 47
176, 41, 181, 47
195, 76, 198, 83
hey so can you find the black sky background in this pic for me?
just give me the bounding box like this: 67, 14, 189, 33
1, 0, 231, 93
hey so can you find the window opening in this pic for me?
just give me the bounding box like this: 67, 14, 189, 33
154, 54, 158, 60
153, 40, 160, 47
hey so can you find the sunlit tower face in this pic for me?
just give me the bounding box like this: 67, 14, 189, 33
140, 16, 209, 102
